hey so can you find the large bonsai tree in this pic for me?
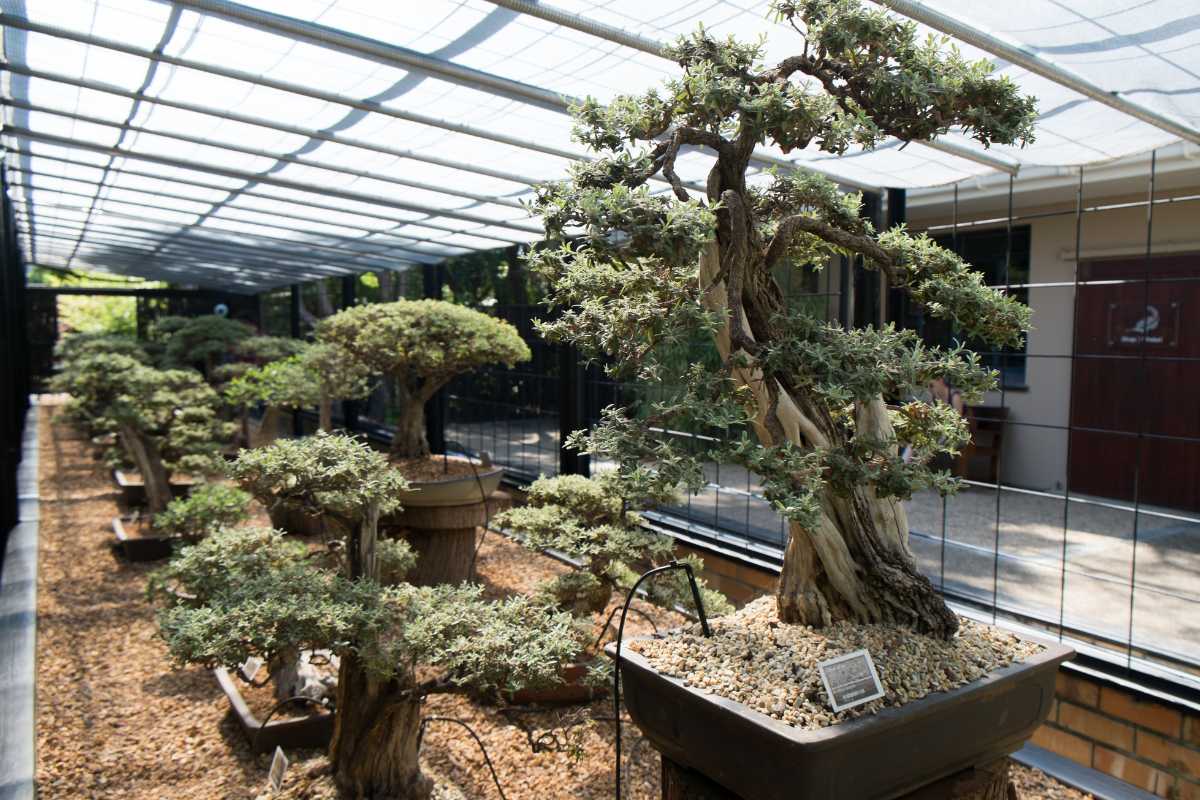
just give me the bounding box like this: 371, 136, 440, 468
153, 434, 580, 799
528, 0, 1035, 639
317, 299, 531, 459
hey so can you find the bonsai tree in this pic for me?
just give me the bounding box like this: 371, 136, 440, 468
210, 335, 309, 388
50, 341, 148, 444
152, 483, 251, 542
223, 356, 320, 445
152, 434, 581, 798
316, 299, 531, 459
527, 0, 1035, 639
74, 356, 233, 512
301, 342, 375, 432
163, 314, 254, 378
495, 474, 730, 621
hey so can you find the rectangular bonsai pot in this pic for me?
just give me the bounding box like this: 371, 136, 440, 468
112, 469, 195, 507
111, 516, 175, 562
214, 667, 335, 754
607, 634, 1073, 800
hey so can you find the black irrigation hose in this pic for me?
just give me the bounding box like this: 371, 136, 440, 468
612, 561, 711, 800
419, 716, 507, 800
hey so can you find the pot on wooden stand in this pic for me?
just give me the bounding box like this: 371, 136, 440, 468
607, 636, 1073, 800
381, 454, 508, 586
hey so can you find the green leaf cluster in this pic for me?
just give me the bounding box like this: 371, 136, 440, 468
152, 483, 252, 540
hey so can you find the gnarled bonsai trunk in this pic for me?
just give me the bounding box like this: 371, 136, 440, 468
117, 423, 172, 514
318, 391, 333, 433
330, 654, 430, 800
390, 382, 429, 460
699, 211, 958, 638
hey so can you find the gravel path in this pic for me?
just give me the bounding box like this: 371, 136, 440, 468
32, 401, 1093, 799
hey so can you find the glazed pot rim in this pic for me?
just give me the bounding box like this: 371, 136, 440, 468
606, 628, 1073, 749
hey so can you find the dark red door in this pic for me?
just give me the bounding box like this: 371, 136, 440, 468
1069, 254, 1200, 512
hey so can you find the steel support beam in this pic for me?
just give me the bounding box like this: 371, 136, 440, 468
5, 98, 526, 211
874, 0, 1200, 146
2, 63, 544, 189
5, 149, 526, 246
1, 127, 544, 235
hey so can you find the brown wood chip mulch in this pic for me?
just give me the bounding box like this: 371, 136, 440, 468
32, 400, 1097, 799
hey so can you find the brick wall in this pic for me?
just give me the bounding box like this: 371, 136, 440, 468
1034, 672, 1200, 799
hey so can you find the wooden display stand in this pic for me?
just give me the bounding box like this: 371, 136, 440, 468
661, 756, 1015, 800
381, 490, 511, 586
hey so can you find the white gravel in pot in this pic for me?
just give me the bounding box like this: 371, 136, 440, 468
628, 596, 1043, 729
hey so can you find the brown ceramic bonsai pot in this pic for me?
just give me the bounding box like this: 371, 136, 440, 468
112, 469, 195, 507
503, 660, 607, 706
111, 515, 176, 562
394, 454, 504, 508
606, 634, 1073, 800
214, 667, 334, 753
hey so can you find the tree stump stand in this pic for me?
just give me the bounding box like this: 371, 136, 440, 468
381, 491, 511, 586
661, 756, 1015, 800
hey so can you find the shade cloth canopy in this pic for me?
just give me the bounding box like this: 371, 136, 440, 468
2, 0, 1197, 290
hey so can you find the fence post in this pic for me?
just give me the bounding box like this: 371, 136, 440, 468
558, 344, 589, 476
340, 275, 359, 432
422, 265, 447, 454
289, 285, 303, 435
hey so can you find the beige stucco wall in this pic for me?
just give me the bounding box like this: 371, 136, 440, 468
910, 188, 1200, 493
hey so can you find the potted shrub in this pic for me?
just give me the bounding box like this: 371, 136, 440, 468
317, 299, 531, 584
49, 337, 148, 456
494, 473, 730, 702
223, 356, 320, 447
162, 314, 254, 379
77, 356, 233, 512
151, 433, 582, 798
526, 2, 1071, 796
113, 482, 250, 561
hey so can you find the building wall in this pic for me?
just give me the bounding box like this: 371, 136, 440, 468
910, 190, 1200, 493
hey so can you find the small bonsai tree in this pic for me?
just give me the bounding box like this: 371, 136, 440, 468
495, 474, 730, 621
223, 356, 319, 445
316, 299, 531, 459
163, 314, 254, 378
50, 343, 147, 443
527, 0, 1036, 640
301, 342, 375, 432
76, 357, 233, 512
152, 483, 251, 542
152, 434, 580, 798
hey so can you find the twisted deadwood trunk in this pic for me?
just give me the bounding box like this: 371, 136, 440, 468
117, 423, 172, 515
329, 501, 432, 799
699, 167, 957, 639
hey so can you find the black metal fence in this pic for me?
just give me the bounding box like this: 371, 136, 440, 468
1, 169, 31, 565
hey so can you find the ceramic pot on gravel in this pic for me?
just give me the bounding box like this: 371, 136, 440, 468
607, 633, 1073, 800
111, 515, 175, 561
112, 469, 195, 507
214, 667, 334, 753
503, 660, 607, 706
380, 454, 507, 586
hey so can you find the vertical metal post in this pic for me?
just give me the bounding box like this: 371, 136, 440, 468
837, 255, 852, 330
1058, 167, 1085, 641
340, 274, 359, 431
289, 284, 303, 435
422, 264, 446, 454
854, 191, 883, 327
884, 188, 907, 327
1127, 151, 1156, 668
991, 174, 1015, 624
558, 344, 588, 476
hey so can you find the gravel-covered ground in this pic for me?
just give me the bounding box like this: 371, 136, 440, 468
34, 400, 1092, 798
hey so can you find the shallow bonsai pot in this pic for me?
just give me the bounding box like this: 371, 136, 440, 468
111, 516, 176, 562
214, 667, 334, 754
504, 661, 607, 706
395, 455, 504, 508
112, 469, 195, 507
607, 634, 1073, 800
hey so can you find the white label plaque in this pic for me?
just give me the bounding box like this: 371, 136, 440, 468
817, 648, 885, 712
240, 656, 263, 683
269, 746, 289, 793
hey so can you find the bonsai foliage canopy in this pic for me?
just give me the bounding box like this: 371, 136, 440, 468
317, 299, 531, 458
527, 0, 1035, 639
158, 433, 580, 799
164, 314, 254, 376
